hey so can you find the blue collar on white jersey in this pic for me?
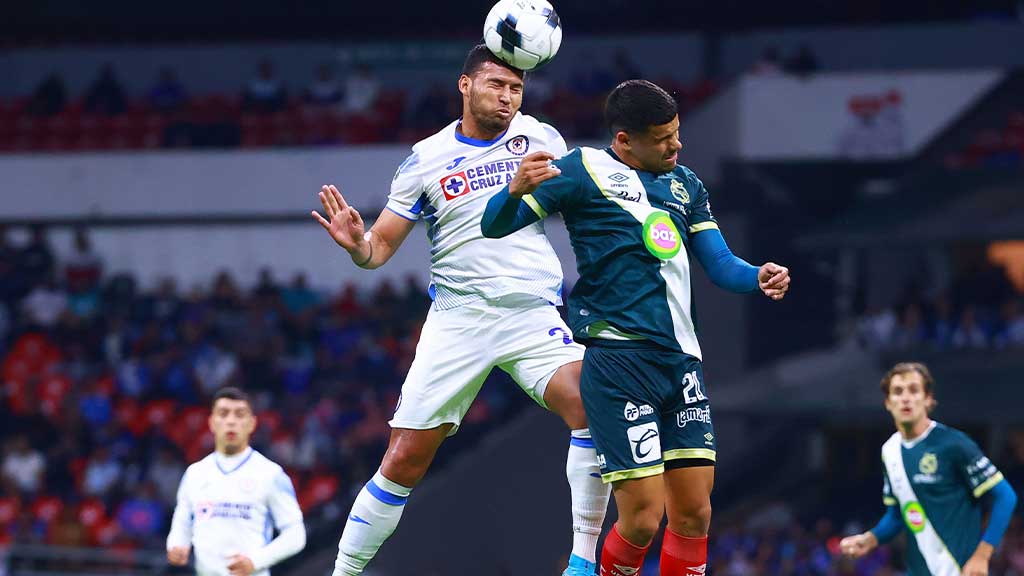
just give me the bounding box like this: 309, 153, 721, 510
454, 121, 508, 147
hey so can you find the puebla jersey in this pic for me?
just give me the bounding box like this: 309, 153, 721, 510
881, 422, 1004, 575
387, 113, 567, 310
167, 449, 303, 576
524, 146, 719, 358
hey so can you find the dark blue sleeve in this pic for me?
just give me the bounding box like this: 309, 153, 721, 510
869, 505, 903, 544
481, 190, 542, 238
981, 479, 1018, 548
690, 228, 759, 293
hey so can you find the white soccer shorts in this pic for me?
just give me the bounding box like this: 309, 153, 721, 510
389, 294, 585, 434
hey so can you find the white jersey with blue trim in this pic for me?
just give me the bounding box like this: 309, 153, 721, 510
167, 448, 303, 576
386, 112, 567, 310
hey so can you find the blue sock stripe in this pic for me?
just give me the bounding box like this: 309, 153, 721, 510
570, 437, 595, 448
366, 479, 408, 506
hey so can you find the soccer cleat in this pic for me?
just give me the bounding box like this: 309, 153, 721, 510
562, 553, 598, 576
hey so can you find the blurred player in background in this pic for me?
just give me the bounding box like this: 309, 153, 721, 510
840, 362, 1018, 576
166, 387, 306, 576
481, 79, 790, 575
312, 44, 609, 576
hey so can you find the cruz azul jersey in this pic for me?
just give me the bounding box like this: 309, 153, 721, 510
387, 112, 567, 310
167, 449, 303, 576
881, 422, 1005, 575
524, 146, 719, 358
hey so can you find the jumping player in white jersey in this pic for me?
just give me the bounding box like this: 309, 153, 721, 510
311, 45, 610, 576
167, 387, 306, 576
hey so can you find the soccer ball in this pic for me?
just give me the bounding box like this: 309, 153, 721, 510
483, 0, 562, 71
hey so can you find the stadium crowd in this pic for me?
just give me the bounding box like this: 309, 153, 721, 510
0, 54, 719, 152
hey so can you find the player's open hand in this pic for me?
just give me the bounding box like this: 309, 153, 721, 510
839, 532, 877, 559
509, 151, 561, 197
312, 185, 369, 256
227, 554, 255, 576
166, 546, 190, 566
758, 262, 790, 301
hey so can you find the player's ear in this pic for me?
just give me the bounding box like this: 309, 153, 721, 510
614, 130, 631, 150
458, 74, 472, 97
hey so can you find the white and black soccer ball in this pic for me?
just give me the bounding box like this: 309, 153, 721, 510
483, 0, 562, 71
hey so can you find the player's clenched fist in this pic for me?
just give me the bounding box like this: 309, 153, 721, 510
757, 262, 790, 301
509, 151, 562, 197
839, 532, 877, 558
167, 546, 190, 565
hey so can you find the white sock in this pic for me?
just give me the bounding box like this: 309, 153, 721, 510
333, 470, 412, 576
567, 428, 610, 564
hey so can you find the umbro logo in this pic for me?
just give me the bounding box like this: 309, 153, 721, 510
608, 172, 629, 183
613, 565, 639, 575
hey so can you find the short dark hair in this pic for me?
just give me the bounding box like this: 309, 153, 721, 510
212, 386, 252, 410
605, 79, 678, 136
461, 44, 524, 79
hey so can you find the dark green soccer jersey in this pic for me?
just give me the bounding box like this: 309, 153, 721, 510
523, 146, 718, 357
881, 422, 1004, 575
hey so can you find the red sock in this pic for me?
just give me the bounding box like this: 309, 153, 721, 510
600, 523, 651, 576
659, 529, 707, 575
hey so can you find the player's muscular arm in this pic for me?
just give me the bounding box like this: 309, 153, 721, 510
312, 185, 416, 269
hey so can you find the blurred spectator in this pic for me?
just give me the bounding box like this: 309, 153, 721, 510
242, 59, 287, 114
952, 304, 989, 348
282, 272, 320, 315
893, 303, 928, 348
304, 63, 344, 106
146, 449, 184, 506
147, 67, 188, 113
84, 64, 128, 117
751, 46, 783, 76
995, 299, 1024, 347
857, 307, 897, 349
82, 448, 123, 498
19, 225, 56, 290
785, 44, 821, 76
26, 73, 67, 117
116, 483, 164, 541
342, 63, 380, 115
21, 274, 68, 329
2, 435, 45, 495
64, 228, 103, 294
0, 225, 17, 304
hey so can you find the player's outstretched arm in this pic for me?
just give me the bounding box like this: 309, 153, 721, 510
964, 479, 1019, 576
840, 504, 900, 559
481, 151, 562, 238
312, 184, 416, 269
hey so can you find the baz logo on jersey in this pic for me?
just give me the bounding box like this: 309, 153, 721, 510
642, 212, 682, 260
627, 422, 661, 464
440, 159, 522, 201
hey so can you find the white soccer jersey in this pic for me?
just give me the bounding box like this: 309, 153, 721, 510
386, 112, 568, 310
167, 448, 305, 576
